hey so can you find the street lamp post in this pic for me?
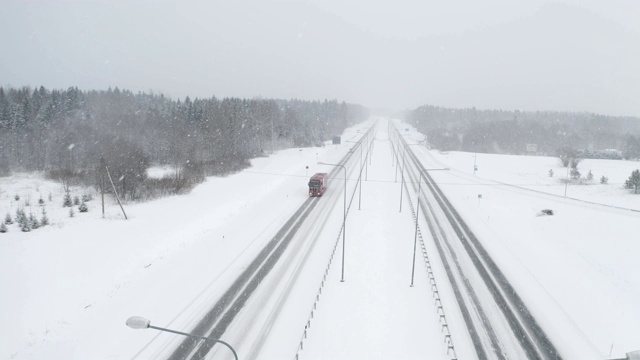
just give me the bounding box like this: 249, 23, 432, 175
318, 161, 347, 282
394, 140, 400, 182
410, 168, 449, 287
347, 141, 364, 210
125, 316, 238, 360
399, 145, 407, 212
399, 143, 421, 212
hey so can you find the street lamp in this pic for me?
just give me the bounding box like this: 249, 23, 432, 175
318, 161, 347, 282
125, 316, 238, 360
347, 141, 364, 210
410, 167, 449, 287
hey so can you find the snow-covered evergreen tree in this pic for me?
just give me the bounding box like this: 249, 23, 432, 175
63, 192, 72, 207
15, 208, 26, 225
16, 209, 29, 230
28, 212, 39, 229
79, 201, 88, 213
4, 213, 13, 225
624, 169, 640, 194
0, 222, 7, 233
40, 208, 49, 226
73, 196, 80, 205
69, 207, 75, 218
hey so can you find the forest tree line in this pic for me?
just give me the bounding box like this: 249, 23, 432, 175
407, 105, 640, 159
0, 86, 368, 200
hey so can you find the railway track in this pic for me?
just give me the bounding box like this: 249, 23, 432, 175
392, 124, 562, 360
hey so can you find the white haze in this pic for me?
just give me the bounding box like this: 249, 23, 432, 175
1, 0, 639, 116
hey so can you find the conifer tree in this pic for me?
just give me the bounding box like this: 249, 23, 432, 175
28, 212, 39, 229
586, 170, 593, 181
0, 222, 7, 233
63, 192, 72, 207
79, 201, 88, 213
40, 208, 49, 226
4, 213, 13, 225
15, 208, 26, 225
20, 215, 31, 231
624, 169, 640, 194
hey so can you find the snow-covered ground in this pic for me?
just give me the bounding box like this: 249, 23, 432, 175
2, 118, 640, 359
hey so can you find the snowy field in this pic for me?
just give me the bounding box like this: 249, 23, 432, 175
2, 118, 640, 359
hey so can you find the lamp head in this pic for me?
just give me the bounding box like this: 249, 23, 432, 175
126, 316, 151, 329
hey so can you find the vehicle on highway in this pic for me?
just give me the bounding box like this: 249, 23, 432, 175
308, 173, 328, 197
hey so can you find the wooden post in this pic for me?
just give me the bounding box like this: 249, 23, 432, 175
104, 165, 128, 220
100, 156, 105, 218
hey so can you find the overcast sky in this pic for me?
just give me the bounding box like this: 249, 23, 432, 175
1, 0, 639, 117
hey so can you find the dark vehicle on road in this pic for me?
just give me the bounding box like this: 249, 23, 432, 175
308, 173, 328, 196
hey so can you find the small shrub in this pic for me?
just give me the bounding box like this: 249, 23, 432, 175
69, 208, 75, 218
0, 222, 7, 233
79, 201, 88, 213
586, 170, 593, 181
73, 196, 80, 206
600, 176, 608, 184
14, 194, 20, 201
538, 209, 554, 216
548, 169, 554, 177
4, 213, 13, 225
38, 197, 45, 206
570, 168, 581, 180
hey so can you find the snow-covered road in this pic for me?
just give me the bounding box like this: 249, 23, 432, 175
3, 117, 640, 360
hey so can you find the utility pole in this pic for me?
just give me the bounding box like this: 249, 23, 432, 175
100, 156, 105, 218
